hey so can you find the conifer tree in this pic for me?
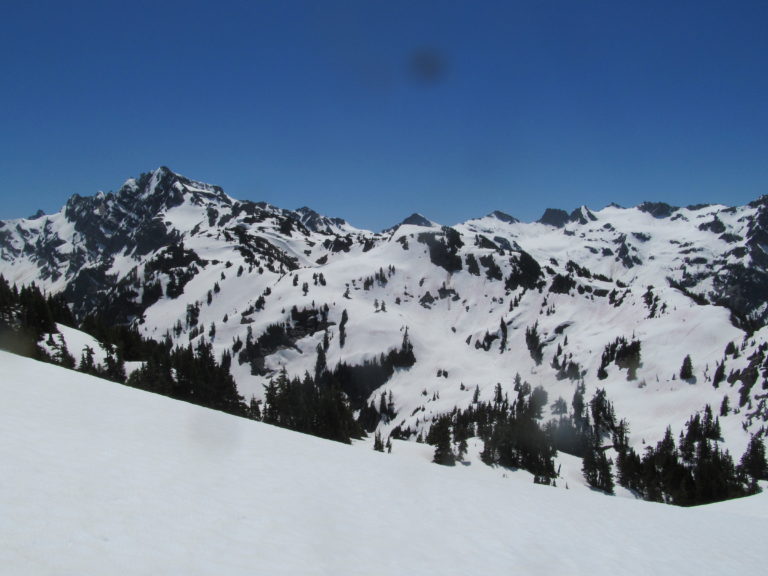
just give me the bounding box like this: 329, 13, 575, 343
739, 435, 768, 481
338, 309, 348, 348
428, 416, 455, 466
680, 355, 694, 380
582, 437, 614, 494
373, 431, 384, 452
79, 346, 98, 376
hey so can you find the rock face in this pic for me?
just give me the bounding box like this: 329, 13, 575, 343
2, 167, 768, 452
538, 208, 570, 228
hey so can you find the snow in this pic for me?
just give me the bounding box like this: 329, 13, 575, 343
1, 350, 767, 575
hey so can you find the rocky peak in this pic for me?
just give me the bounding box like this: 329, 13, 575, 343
398, 213, 434, 228
294, 207, 348, 235
538, 208, 570, 228
488, 210, 519, 224
569, 206, 597, 225
638, 202, 678, 219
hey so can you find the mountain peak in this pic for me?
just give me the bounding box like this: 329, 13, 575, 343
488, 210, 519, 224
637, 202, 678, 219
294, 206, 349, 234
569, 206, 597, 225
399, 213, 434, 227
537, 208, 570, 228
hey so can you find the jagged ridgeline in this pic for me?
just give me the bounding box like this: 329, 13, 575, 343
2, 167, 768, 505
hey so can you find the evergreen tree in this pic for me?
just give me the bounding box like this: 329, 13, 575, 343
103, 346, 126, 382
680, 355, 694, 380
373, 431, 384, 452
339, 309, 348, 348
428, 416, 455, 466
582, 437, 614, 494
739, 435, 768, 481
78, 346, 98, 376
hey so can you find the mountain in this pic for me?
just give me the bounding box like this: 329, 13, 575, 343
2, 350, 767, 575
1, 167, 767, 500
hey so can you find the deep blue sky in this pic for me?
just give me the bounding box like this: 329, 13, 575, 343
1, 1, 766, 230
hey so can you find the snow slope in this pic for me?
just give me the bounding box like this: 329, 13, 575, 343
1, 350, 766, 575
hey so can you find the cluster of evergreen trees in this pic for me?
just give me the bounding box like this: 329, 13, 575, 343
1, 276, 247, 418
0, 275, 74, 358
0, 275, 130, 382
615, 405, 764, 505
237, 304, 330, 375
421, 374, 766, 505
422, 377, 558, 482
255, 329, 415, 443
127, 339, 246, 417
331, 330, 416, 407
417, 227, 464, 273
261, 368, 361, 443
597, 336, 641, 380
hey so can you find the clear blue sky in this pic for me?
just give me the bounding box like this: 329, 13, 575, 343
1, 0, 766, 230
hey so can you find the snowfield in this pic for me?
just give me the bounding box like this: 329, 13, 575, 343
1, 350, 766, 575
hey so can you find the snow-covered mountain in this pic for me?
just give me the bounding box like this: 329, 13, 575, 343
1, 166, 767, 470
2, 350, 766, 575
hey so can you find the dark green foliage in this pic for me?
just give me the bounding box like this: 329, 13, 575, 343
427, 415, 455, 466
720, 395, 730, 416
525, 322, 544, 365
79, 314, 153, 361
331, 330, 415, 408
556, 359, 583, 382
551, 397, 568, 416
505, 250, 543, 291
642, 285, 659, 317
582, 436, 614, 494
549, 274, 576, 294
339, 308, 348, 348
498, 318, 507, 351
261, 368, 361, 443
546, 416, 588, 458
739, 435, 768, 481
598, 337, 641, 380
78, 346, 99, 376
144, 242, 205, 300
238, 305, 329, 375
465, 253, 480, 276
615, 410, 754, 506
590, 388, 615, 441
548, 387, 616, 462
572, 381, 586, 426
0, 275, 75, 360
712, 361, 725, 388
479, 254, 502, 281
128, 339, 246, 417
680, 355, 694, 380
563, 259, 592, 279
314, 343, 327, 383
417, 227, 463, 273
479, 382, 558, 479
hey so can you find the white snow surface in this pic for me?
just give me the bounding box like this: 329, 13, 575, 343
1, 350, 766, 576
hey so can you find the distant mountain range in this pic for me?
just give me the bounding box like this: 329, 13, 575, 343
2, 166, 767, 501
